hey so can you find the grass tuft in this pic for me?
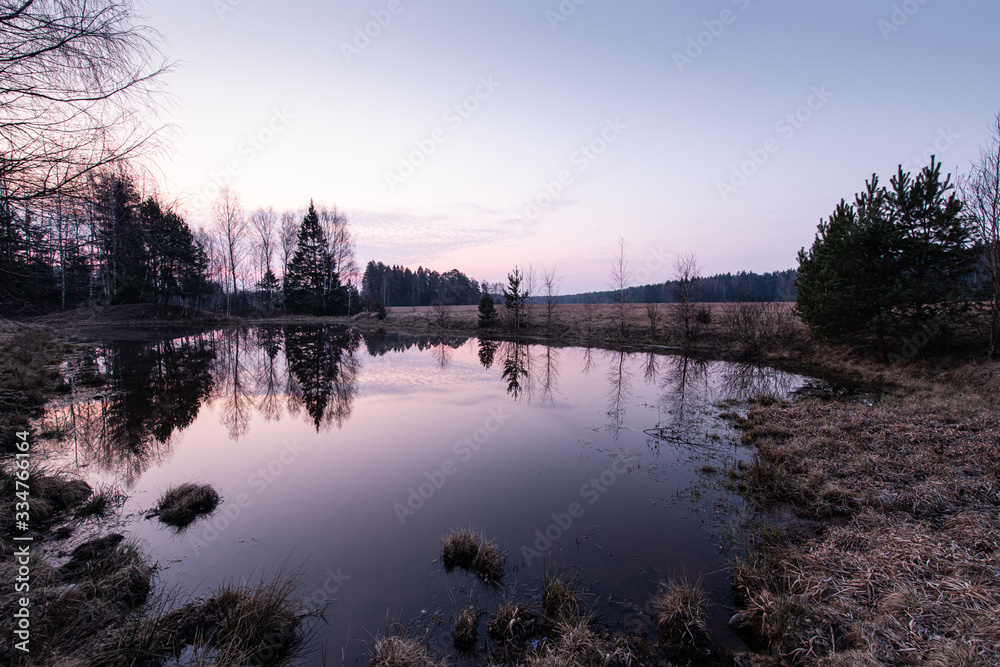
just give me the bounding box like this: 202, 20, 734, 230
541, 572, 582, 626
152, 482, 220, 528
451, 605, 480, 652
370, 629, 444, 667
441, 528, 505, 586
650, 573, 709, 644
76, 483, 126, 519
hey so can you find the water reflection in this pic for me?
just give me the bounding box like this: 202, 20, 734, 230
52, 336, 215, 486
37, 327, 819, 664
283, 326, 360, 431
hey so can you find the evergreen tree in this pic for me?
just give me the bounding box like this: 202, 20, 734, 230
478, 293, 498, 328
503, 267, 527, 332
796, 161, 975, 357
284, 202, 334, 314
890, 158, 973, 333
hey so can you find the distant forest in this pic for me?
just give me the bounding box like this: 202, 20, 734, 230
555, 269, 797, 304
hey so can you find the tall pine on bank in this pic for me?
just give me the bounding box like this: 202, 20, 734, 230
284, 202, 336, 315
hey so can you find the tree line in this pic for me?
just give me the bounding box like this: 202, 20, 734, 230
360, 261, 488, 309
557, 269, 797, 305
0, 169, 362, 317
0, 0, 362, 317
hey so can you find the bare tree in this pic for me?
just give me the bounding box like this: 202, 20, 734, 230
278, 210, 298, 278
523, 263, 537, 329
212, 186, 247, 314
645, 301, 661, 337
318, 204, 358, 310
609, 236, 631, 340
671, 252, 702, 344
962, 112, 1000, 360
542, 265, 561, 334
0, 0, 170, 204
432, 284, 449, 328
249, 207, 277, 282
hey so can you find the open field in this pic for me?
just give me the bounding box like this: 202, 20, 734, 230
366, 301, 810, 357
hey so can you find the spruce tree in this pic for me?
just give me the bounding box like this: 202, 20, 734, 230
284, 202, 333, 314
478, 292, 498, 328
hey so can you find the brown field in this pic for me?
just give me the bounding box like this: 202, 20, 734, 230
365, 301, 809, 357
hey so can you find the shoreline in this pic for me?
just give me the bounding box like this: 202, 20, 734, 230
3, 309, 996, 665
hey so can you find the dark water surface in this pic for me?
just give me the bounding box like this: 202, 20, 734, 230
36, 325, 811, 663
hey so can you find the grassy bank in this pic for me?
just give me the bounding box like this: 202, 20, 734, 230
729, 353, 1000, 666
0, 325, 69, 451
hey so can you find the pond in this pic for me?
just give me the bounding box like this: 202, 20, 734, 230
35, 325, 812, 663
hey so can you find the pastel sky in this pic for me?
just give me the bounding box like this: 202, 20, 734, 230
145, 0, 1000, 293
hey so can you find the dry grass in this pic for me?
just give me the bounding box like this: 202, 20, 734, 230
99, 569, 308, 667
76, 483, 127, 519
363, 302, 807, 355
369, 630, 444, 667
451, 605, 480, 652
650, 573, 709, 644
731, 358, 1000, 665
0, 327, 65, 450
152, 482, 220, 528
523, 618, 641, 667
0, 465, 91, 546
541, 572, 582, 626
0, 534, 154, 663
441, 528, 505, 587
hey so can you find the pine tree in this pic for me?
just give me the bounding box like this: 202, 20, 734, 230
796, 161, 975, 357
284, 202, 334, 314
478, 293, 498, 328
503, 267, 526, 332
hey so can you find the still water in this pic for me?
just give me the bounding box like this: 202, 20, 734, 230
37, 325, 810, 663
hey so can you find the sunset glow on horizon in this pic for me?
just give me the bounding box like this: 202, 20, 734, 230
147, 0, 1000, 292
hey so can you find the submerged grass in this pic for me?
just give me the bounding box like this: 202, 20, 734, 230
152, 482, 220, 528
441, 527, 505, 586
76, 483, 127, 519
451, 605, 480, 652
730, 357, 1000, 665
